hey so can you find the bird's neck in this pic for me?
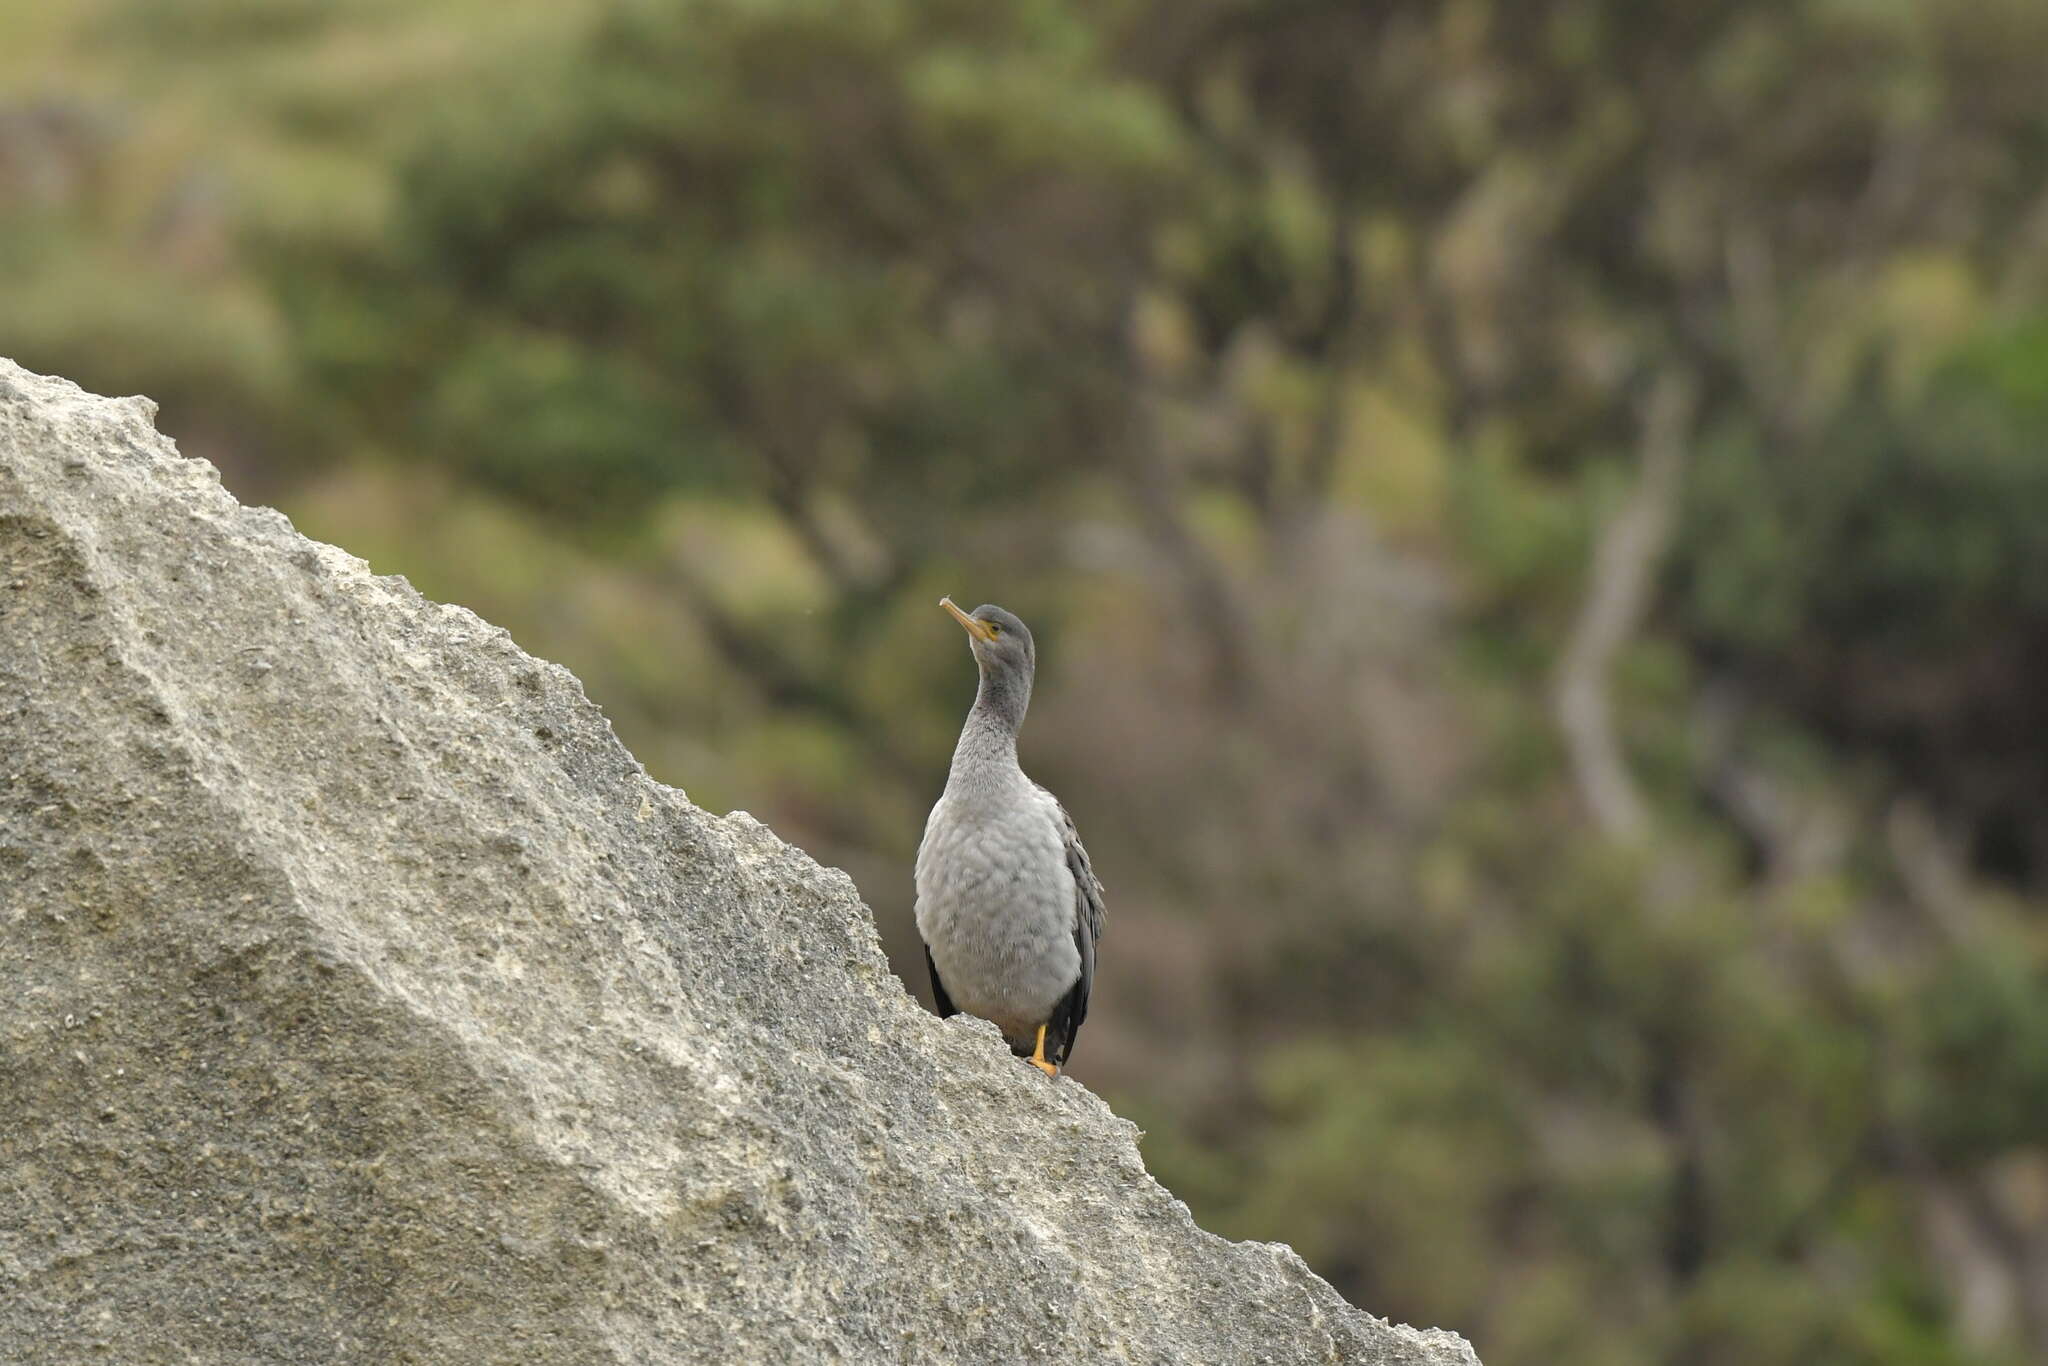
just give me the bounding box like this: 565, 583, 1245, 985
948, 678, 1027, 787
973, 662, 1030, 738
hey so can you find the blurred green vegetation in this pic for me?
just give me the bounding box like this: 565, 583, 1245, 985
7, 2, 2048, 1361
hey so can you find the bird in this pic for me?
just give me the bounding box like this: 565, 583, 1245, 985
915, 597, 1105, 1078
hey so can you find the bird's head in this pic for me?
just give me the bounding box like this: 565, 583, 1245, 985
941, 597, 1035, 689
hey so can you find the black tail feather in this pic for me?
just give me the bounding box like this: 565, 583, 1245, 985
1042, 970, 1089, 1067
924, 945, 959, 1018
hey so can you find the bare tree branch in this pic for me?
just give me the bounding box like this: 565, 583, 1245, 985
1554, 369, 1699, 843
1296, 208, 1364, 515
1120, 440, 1260, 708
1884, 797, 1983, 945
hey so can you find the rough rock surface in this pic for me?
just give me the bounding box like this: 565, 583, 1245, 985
0, 357, 1482, 1366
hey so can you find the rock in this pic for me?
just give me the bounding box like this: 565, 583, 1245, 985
0, 357, 1482, 1366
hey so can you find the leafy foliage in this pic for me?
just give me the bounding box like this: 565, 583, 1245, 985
7, 2, 2048, 1362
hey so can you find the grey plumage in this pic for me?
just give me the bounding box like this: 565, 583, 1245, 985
915, 599, 1104, 1074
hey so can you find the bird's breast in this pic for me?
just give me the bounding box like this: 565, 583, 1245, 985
914, 799, 1079, 1030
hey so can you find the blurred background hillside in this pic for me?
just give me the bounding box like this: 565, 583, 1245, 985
7, 1, 2048, 1360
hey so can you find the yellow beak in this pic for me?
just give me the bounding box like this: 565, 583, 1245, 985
940, 596, 997, 642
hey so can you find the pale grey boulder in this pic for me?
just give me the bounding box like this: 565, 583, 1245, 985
0, 358, 1481, 1366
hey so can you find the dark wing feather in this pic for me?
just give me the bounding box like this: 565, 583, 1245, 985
1040, 786, 1105, 1066
924, 944, 958, 1018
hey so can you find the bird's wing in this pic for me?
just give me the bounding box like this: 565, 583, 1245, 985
1045, 790, 1106, 949
1029, 785, 1103, 1062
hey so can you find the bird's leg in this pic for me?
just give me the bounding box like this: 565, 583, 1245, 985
1026, 1023, 1059, 1078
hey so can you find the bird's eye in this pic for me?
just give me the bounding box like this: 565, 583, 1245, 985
985, 623, 1002, 636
